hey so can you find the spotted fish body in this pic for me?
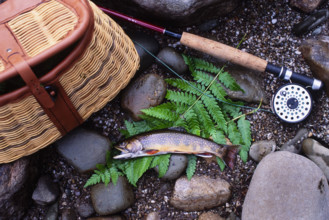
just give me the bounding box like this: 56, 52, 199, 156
114, 131, 237, 161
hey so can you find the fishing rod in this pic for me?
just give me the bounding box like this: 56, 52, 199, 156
99, 6, 322, 123
99, 6, 323, 91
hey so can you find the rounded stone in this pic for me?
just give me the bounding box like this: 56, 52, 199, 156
198, 212, 225, 220
302, 138, 329, 181
170, 175, 231, 211
242, 151, 329, 220
126, 31, 159, 72
56, 127, 111, 173
154, 155, 188, 180
281, 128, 309, 154
121, 73, 167, 121
91, 176, 135, 215
157, 47, 188, 75
32, 175, 59, 205
249, 140, 276, 162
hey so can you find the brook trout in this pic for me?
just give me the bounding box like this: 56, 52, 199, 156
114, 131, 239, 168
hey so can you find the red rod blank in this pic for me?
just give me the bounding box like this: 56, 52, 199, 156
99, 7, 165, 34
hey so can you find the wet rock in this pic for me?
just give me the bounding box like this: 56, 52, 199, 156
76, 199, 95, 218
127, 31, 159, 72
242, 151, 329, 219
198, 19, 220, 32
170, 176, 231, 211
61, 209, 77, 220
0, 157, 37, 219
281, 128, 309, 153
91, 176, 134, 215
144, 212, 160, 220
302, 138, 329, 180
56, 127, 111, 173
32, 176, 59, 205
45, 202, 58, 220
198, 212, 225, 220
157, 47, 188, 75
249, 140, 276, 162
111, 0, 239, 25
293, 9, 329, 36
121, 73, 167, 121
223, 65, 269, 104
154, 155, 188, 180
290, 0, 325, 13
299, 36, 329, 96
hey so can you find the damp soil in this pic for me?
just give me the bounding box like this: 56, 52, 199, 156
25, 0, 329, 219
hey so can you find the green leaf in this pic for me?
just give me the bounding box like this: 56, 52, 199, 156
193, 102, 215, 137
84, 174, 101, 188
183, 108, 201, 136
239, 149, 248, 163
218, 71, 244, 92
150, 154, 171, 178
216, 157, 226, 171
227, 121, 242, 145
141, 107, 180, 122
211, 130, 227, 145
110, 167, 120, 185
237, 115, 251, 150
166, 90, 197, 105
104, 169, 111, 186
186, 155, 197, 180
125, 157, 153, 186
201, 95, 227, 133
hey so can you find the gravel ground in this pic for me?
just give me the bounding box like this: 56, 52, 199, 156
25, 0, 329, 219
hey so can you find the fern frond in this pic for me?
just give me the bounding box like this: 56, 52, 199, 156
124, 157, 153, 186
109, 167, 121, 185
227, 121, 242, 145
150, 154, 171, 178
104, 169, 111, 186
84, 174, 101, 188
201, 96, 227, 133
139, 114, 175, 130
166, 78, 202, 96
182, 54, 196, 73
186, 155, 197, 180
221, 103, 241, 119
211, 130, 227, 145
193, 101, 215, 137
122, 120, 152, 138
183, 108, 201, 136
190, 56, 221, 74
216, 157, 226, 171
239, 149, 248, 163
191, 71, 228, 101
218, 71, 243, 92
237, 115, 251, 148
166, 90, 197, 105
141, 107, 180, 122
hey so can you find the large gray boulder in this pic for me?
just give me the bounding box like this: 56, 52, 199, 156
0, 158, 38, 219
109, 0, 240, 25
242, 151, 329, 220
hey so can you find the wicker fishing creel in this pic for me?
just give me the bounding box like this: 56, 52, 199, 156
0, 0, 139, 163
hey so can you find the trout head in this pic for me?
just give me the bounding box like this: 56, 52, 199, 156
113, 138, 145, 159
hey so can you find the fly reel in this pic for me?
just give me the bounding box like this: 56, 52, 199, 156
272, 83, 313, 123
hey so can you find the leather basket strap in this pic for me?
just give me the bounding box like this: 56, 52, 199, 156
1, 24, 54, 109
0, 24, 83, 135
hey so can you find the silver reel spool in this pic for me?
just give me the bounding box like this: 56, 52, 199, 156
272, 83, 313, 123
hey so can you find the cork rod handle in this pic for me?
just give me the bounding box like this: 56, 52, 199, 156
180, 32, 268, 72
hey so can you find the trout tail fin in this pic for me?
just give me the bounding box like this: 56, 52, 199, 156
223, 145, 240, 170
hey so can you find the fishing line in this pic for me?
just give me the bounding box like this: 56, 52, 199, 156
133, 40, 274, 114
